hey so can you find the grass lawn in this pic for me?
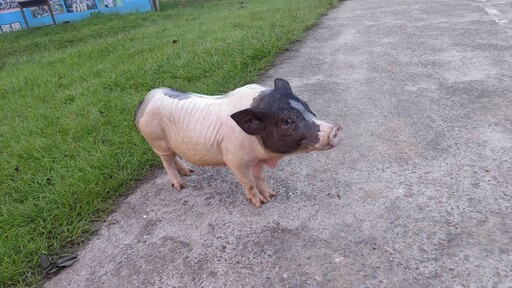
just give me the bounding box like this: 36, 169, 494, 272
0, 0, 339, 286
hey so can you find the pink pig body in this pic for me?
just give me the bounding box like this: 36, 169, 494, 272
135, 79, 342, 207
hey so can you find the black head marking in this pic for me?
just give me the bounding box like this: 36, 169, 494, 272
162, 88, 191, 100
232, 78, 321, 154
134, 98, 146, 127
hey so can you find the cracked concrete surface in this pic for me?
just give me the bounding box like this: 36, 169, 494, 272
45, 0, 512, 287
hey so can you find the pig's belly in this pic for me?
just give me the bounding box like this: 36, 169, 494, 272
171, 140, 226, 167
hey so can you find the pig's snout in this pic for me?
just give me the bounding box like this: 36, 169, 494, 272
329, 125, 343, 147
309, 122, 343, 151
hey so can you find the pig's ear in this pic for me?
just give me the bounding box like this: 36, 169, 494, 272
230, 108, 266, 136
274, 78, 293, 94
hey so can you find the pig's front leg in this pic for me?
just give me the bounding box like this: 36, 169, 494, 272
251, 160, 276, 202
226, 161, 267, 208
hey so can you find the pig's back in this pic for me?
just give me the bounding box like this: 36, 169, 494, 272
135, 84, 265, 166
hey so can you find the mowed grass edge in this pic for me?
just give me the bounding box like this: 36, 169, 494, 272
0, 0, 340, 286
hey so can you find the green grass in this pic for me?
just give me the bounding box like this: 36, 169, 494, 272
0, 0, 340, 286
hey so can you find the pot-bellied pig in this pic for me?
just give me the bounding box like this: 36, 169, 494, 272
134, 78, 342, 207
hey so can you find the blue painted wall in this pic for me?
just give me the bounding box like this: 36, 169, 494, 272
0, 0, 152, 32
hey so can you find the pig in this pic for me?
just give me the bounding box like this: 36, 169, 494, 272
134, 78, 342, 207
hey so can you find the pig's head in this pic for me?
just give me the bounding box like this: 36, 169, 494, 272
231, 78, 343, 154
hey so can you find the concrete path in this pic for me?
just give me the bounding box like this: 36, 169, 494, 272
45, 0, 512, 287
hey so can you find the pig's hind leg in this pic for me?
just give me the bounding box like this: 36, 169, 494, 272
174, 157, 194, 176
157, 152, 188, 191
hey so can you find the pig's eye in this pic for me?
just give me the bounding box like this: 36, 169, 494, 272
281, 119, 293, 126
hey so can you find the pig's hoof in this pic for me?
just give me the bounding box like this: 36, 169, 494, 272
249, 197, 261, 208
248, 192, 268, 208
178, 168, 194, 176
263, 188, 276, 201
257, 184, 275, 202
171, 180, 187, 191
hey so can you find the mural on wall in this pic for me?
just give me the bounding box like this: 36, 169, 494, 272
0, 21, 21, 32
63, 0, 97, 13
0, 0, 18, 14
30, 0, 65, 18
0, 0, 150, 32
0, 0, 21, 32
99, 0, 122, 8
0, 0, 19, 13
